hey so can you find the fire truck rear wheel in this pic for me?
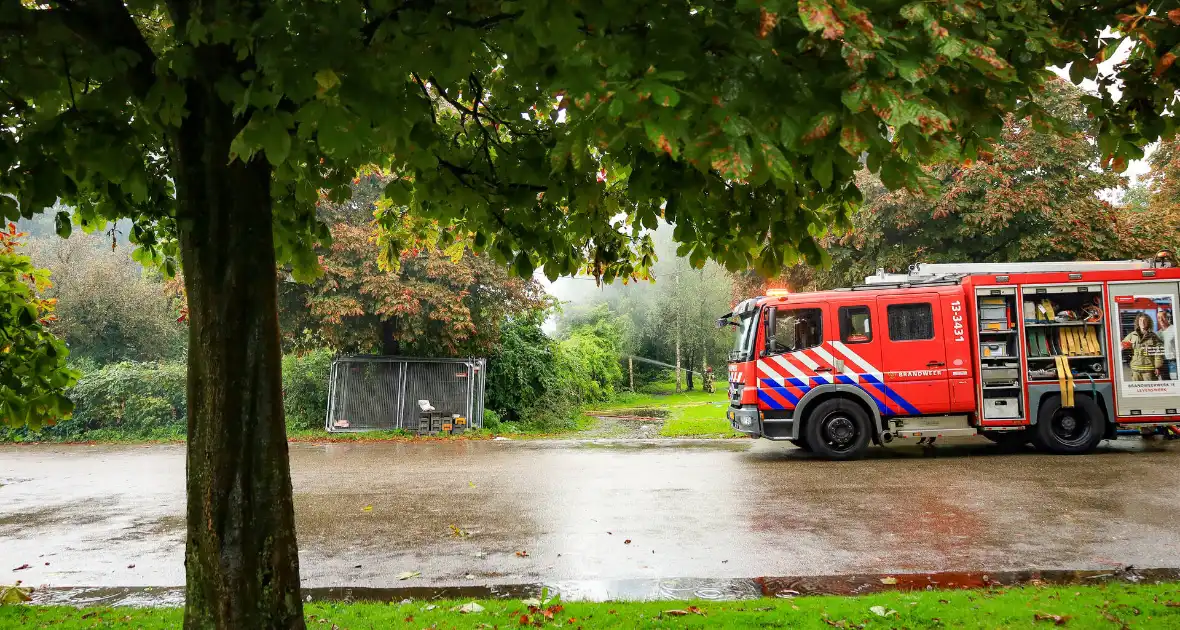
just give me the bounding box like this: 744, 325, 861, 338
1034, 395, 1105, 455
804, 398, 870, 460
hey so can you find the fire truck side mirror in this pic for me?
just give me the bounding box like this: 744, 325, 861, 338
764, 307, 777, 356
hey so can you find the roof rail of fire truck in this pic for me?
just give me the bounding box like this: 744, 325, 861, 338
863, 260, 1163, 285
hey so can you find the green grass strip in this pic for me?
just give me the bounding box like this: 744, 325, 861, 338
5, 582, 1178, 628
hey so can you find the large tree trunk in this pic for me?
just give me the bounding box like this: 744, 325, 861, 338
174, 82, 305, 630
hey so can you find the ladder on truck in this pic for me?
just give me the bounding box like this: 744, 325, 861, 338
864, 260, 1162, 286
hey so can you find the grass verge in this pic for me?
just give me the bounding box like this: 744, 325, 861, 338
659, 402, 743, 438
4, 582, 1178, 628
595, 388, 727, 411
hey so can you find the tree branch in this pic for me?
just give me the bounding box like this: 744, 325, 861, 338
50, 0, 158, 101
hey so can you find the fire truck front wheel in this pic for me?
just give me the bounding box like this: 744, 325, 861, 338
803, 398, 871, 460
1034, 395, 1105, 455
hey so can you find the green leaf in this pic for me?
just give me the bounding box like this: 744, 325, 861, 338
257, 115, 293, 167
937, 38, 967, 60
384, 179, 413, 206
54, 211, 72, 238
811, 154, 833, 189
648, 83, 680, 108
899, 2, 929, 22
513, 252, 534, 277
315, 69, 340, 93
1, 195, 19, 220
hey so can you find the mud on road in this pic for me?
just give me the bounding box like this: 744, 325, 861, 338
3, 437, 1179, 592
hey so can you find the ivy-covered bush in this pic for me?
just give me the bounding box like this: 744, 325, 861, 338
2, 350, 335, 441
281, 348, 333, 431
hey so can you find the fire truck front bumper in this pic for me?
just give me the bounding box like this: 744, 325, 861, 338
728, 405, 762, 437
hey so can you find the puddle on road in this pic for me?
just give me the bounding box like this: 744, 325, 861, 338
31, 567, 1179, 608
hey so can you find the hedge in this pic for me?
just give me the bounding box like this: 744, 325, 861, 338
1, 349, 333, 442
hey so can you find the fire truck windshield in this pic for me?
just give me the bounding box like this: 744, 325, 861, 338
730, 311, 757, 362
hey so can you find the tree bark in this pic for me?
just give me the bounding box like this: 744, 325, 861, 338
174, 80, 305, 630
381, 319, 402, 356
628, 356, 634, 391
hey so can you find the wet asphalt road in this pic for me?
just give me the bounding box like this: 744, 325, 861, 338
3, 437, 1180, 590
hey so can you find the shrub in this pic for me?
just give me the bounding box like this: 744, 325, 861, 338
485, 312, 558, 421
481, 408, 502, 432
1, 350, 337, 442
552, 308, 624, 406
281, 349, 334, 431
4, 361, 191, 442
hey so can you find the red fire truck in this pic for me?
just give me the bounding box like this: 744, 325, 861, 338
720, 260, 1180, 459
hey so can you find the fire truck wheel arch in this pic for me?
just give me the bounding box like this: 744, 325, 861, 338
791, 387, 883, 442
1026, 384, 1114, 430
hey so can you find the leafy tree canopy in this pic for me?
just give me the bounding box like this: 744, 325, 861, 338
822, 78, 1146, 287
4, 0, 1174, 286
282, 174, 549, 356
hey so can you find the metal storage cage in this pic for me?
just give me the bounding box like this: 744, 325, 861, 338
325, 356, 486, 432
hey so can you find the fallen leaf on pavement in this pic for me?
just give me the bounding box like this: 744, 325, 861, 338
450, 524, 470, 538
880, 577, 897, 585
1034, 612, 1070, 625
362, 505, 373, 512
395, 571, 420, 580
870, 605, 896, 617
458, 602, 484, 614
127, 564, 136, 569
0, 583, 33, 605
11, 565, 29, 572
624, 539, 631, 544
515, 550, 529, 557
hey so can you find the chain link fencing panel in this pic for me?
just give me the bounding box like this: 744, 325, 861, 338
325, 356, 485, 433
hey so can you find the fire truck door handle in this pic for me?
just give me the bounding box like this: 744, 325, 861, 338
927, 361, 945, 367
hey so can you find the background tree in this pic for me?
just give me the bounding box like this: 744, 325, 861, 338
1136, 137, 1180, 254
27, 231, 187, 365
821, 79, 1146, 287
282, 175, 548, 357
2, 1, 1174, 628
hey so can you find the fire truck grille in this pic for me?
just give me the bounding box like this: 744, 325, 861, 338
729, 382, 743, 405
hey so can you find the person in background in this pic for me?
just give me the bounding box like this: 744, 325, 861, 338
1122, 313, 1164, 381
1160, 310, 1177, 380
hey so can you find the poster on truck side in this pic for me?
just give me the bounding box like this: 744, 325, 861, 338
1115, 294, 1179, 397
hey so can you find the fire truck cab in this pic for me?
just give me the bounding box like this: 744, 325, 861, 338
721, 260, 1180, 459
